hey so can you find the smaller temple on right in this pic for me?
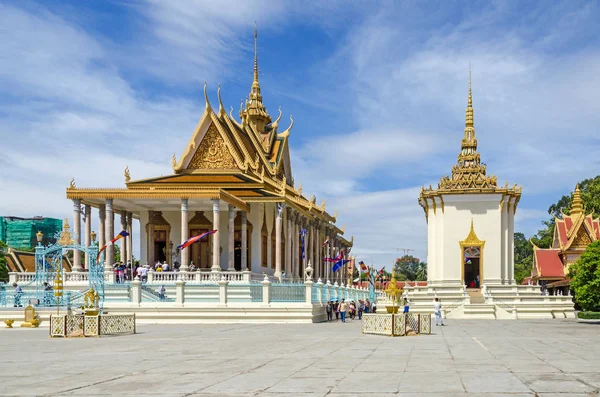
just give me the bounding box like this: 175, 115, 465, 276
406, 71, 575, 319
531, 185, 600, 294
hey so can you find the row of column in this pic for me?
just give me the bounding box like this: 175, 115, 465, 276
71, 199, 133, 272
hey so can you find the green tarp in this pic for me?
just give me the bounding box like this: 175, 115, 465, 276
0, 217, 62, 249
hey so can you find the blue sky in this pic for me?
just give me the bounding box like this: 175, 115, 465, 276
1, 0, 599, 269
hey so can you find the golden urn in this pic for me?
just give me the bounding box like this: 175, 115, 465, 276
4, 319, 14, 328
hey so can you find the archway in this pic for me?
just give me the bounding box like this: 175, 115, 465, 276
459, 219, 485, 289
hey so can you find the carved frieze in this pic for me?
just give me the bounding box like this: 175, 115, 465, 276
187, 124, 236, 170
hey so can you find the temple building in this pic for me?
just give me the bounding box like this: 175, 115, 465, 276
531, 185, 600, 293
64, 28, 352, 281
419, 72, 522, 289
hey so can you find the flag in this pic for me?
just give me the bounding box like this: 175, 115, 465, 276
300, 229, 307, 259
178, 230, 217, 250
322, 237, 329, 247
97, 230, 129, 261
324, 250, 344, 263
332, 259, 350, 273
359, 261, 368, 271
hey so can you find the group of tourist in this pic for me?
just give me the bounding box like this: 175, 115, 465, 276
325, 299, 376, 323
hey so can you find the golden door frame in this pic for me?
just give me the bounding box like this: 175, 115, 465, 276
459, 219, 485, 286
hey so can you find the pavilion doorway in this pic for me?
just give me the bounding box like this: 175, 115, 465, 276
463, 247, 481, 288
189, 228, 210, 269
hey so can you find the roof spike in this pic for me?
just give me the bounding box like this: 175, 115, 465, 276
217, 84, 225, 115
281, 114, 294, 136
204, 81, 212, 111
253, 21, 259, 84
571, 184, 584, 216
272, 106, 282, 131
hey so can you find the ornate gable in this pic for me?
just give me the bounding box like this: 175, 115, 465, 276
186, 124, 236, 170
571, 226, 592, 247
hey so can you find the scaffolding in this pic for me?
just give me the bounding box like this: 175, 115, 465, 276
0, 217, 62, 249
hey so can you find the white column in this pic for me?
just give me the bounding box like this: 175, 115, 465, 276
180, 199, 189, 271
285, 210, 292, 277
84, 204, 91, 270
426, 198, 436, 282
228, 205, 235, 271
211, 199, 221, 272
274, 203, 284, 279
98, 204, 106, 251
326, 233, 331, 282
508, 197, 516, 284
72, 199, 83, 272
308, 221, 313, 266
126, 212, 133, 265
501, 196, 508, 284
120, 211, 127, 264
241, 211, 248, 271
292, 213, 298, 278
105, 199, 114, 271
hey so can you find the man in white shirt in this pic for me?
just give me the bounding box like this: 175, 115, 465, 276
434, 298, 444, 326
162, 261, 169, 272
136, 266, 144, 280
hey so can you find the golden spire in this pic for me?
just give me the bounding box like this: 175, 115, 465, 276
253, 22, 259, 85
241, 23, 271, 134
571, 184, 584, 215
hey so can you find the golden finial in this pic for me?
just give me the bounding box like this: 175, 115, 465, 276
281, 115, 294, 136
124, 166, 131, 183
253, 22, 259, 84
172, 153, 177, 169
69, 178, 76, 189
465, 67, 474, 128
204, 81, 212, 111
334, 210, 338, 219
298, 183, 302, 195
217, 84, 225, 115
571, 184, 584, 215
321, 199, 326, 210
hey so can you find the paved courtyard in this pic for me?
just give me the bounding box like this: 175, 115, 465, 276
1, 319, 599, 396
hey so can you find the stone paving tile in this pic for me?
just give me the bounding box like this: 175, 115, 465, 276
1, 319, 599, 396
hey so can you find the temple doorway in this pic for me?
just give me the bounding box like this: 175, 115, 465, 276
155, 241, 167, 263
463, 247, 481, 288
234, 241, 242, 271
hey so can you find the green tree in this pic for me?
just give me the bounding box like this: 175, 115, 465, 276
393, 255, 427, 281
513, 232, 533, 283
0, 240, 8, 282
567, 240, 600, 312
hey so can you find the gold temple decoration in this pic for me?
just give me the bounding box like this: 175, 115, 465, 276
124, 166, 131, 183
83, 288, 100, 309
172, 153, 177, 169
58, 219, 75, 246
69, 178, 76, 189
570, 184, 584, 216
239, 24, 272, 135
187, 124, 236, 170
460, 219, 485, 247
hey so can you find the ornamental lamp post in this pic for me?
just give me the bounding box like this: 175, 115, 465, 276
36, 231, 43, 246
90, 230, 97, 244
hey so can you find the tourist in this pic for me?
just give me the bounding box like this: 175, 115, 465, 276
476, 274, 480, 288
136, 265, 144, 280
13, 283, 23, 307
43, 282, 52, 305
372, 301, 377, 313
334, 300, 340, 320
156, 264, 163, 272
117, 263, 126, 284
162, 261, 169, 272
158, 285, 166, 301
141, 265, 149, 282
326, 301, 333, 321
358, 300, 364, 320
349, 301, 356, 320
365, 299, 371, 313
190, 262, 197, 272
339, 299, 348, 323
434, 297, 444, 326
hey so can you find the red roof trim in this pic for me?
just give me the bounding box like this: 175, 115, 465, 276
534, 249, 564, 278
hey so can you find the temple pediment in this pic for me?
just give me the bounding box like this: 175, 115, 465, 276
186, 123, 237, 170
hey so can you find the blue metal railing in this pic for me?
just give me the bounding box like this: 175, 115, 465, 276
312, 285, 321, 303
270, 283, 305, 302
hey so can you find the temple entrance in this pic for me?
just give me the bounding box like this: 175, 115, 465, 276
189, 228, 210, 269
234, 241, 242, 271
154, 241, 167, 263
463, 247, 481, 288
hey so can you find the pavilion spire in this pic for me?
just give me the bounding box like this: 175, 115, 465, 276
571, 184, 584, 215
242, 23, 271, 134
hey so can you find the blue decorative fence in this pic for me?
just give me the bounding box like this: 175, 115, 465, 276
270, 283, 305, 302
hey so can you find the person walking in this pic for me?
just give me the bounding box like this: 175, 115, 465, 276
158, 285, 166, 301
434, 297, 444, 326
358, 300, 364, 320
334, 301, 340, 320
365, 299, 371, 313
13, 283, 23, 307
339, 299, 348, 323
326, 301, 333, 321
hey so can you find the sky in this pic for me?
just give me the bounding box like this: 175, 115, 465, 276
1, 0, 599, 270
